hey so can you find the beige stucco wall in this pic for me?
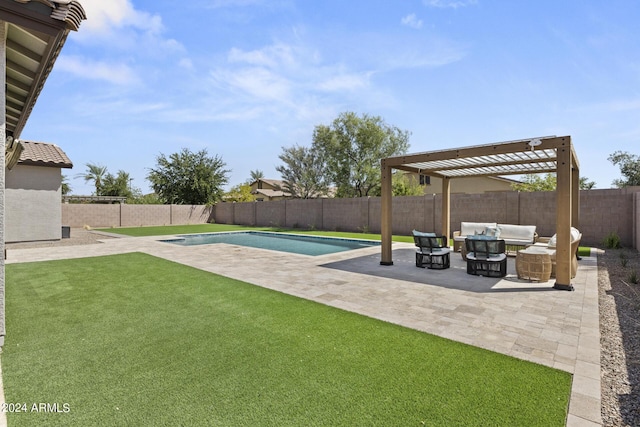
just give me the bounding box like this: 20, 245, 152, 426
421, 175, 515, 194
5, 164, 62, 242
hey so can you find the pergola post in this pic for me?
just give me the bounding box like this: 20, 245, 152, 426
554, 142, 573, 291
572, 164, 580, 229
380, 160, 393, 265
441, 176, 451, 240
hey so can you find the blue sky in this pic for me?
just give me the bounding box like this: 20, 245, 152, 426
20, 0, 640, 195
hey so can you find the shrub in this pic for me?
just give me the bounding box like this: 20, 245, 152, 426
620, 251, 628, 267
629, 270, 639, 285
602, 232, 621, 249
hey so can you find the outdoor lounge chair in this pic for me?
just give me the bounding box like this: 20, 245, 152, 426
465, 238, 507, 277
412, 230, 451, 269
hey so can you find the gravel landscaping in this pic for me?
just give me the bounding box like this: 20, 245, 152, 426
598, 247, 640, 426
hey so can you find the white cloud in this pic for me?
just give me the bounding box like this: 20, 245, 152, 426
423, 0, 478, 8
55, 55, 139, 85
318, 73, 372, 92
78, 0, 163, 34
228, 44, 296, 69
211, 67, 292, 102
401, 14, 423, 29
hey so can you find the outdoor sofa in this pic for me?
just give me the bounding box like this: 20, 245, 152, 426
453, 222, 537, 254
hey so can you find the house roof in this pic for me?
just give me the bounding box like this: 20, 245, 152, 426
1, 0, 86, 139
252, 188, 289, 198
18, 140, 73, 168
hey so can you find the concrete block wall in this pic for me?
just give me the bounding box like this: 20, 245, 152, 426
256, 201, 286, 227
59, 186, 640, 249
580, 188, 636, 248
171, 205, 214, 224
322, 198, 368, 232
121, 205, 170, 227
213, 203, 234, 224
62, 204, 212, 228
62, 204, 122, 228
285, 199, 323, 229
519, 192, 556, 237
214, 187, 640, 248
233, 203, 256, 226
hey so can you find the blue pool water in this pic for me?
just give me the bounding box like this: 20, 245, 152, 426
162, 231, 380, 256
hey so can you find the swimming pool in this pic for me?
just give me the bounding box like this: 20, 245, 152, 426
162, 231, 380, 256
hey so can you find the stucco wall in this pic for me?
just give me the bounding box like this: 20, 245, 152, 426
5, 165, 62, 242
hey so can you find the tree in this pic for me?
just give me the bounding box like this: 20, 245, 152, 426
312, 112, 410, 197
225, 183, 256, 202
511, 173, 597, 191
249, 169, 264, 183
61, 174, 71, 196
579, 177, 596, 190
608, 151, 640, 188
511, 174, 557, 192
276, 144, 330, 199
100, 170, 138, 199
392, 172, 424, 196
147, 148, 230, 205
76, 163, 107, 195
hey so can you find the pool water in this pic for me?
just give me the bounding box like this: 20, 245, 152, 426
162, 231, 380, 256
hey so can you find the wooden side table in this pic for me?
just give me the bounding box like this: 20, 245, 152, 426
516, 248, 552, 282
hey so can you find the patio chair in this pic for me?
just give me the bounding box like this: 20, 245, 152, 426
465, 238, 507, 277
412, 230, 451, 269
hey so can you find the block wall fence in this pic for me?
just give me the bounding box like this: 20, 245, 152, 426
62, 204, 214, 228
61, 187, 640, 249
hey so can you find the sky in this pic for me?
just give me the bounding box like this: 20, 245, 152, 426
19, 0, 640, 195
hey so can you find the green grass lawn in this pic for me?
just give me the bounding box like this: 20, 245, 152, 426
4, 253, 571, 426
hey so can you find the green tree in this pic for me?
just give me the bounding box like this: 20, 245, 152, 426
511, 174, 557, 192
392, 172, 424, 196
147, 148, 230, 205
128, 193, 163, 204
312, 112, 410, 197
61, 174, 72, 196
100, 170, 136, 199
608, 151, 640, 187
511, 173, 596, 191
225, 183, 256, 202
249, 169, 264, 183
276, 144, 330, 199
76, 163, 107, 195
579, 177, 596, 190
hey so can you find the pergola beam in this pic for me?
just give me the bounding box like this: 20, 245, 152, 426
380, 135, 579, 291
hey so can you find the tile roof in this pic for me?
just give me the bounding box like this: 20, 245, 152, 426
18, 141, 73, 169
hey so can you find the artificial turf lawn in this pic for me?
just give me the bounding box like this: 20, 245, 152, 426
4, 253, 571, 426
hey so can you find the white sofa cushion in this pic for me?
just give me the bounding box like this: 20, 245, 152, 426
548, 227, 580, 248
497, 224, 536, 243
459, 222, 497, 237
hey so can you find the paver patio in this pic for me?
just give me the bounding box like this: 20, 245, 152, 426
2, 233, 602, 426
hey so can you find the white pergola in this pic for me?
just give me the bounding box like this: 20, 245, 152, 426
380, 135, 580, 291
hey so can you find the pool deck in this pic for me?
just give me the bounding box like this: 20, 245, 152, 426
2, 233, 602, 426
